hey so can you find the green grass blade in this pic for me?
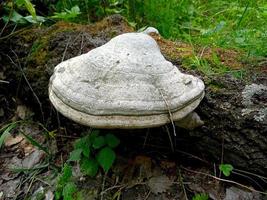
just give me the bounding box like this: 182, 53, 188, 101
20, 131, 49, 155
0, 122, 18, 149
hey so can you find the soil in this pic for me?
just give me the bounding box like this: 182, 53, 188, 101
0, 15, 266, 199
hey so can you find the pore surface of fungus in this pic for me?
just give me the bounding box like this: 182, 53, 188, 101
49, 33, 205, 128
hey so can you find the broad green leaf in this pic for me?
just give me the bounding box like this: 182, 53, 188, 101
74, 137, 90, 158
58, 164, 72, 185
92, 136, 106, 149
82, 146, 90, 158
63, 182, 77, 200
23, 0, 37, 20
3, 11, 25, 23
80, 157, 99, 177
74, 138, 86, 149
24, 15, 46, 23
89, 130, 100, 139
219, 164, 234, 177
192, 193, 209, 200
96, 147, 116, 172
68, 149, 82, 161
105, 134, 120, 148
71, 5, 80, 13
15, 0, 25, 6
0, 122, 18, 149
52, 5, 81, 20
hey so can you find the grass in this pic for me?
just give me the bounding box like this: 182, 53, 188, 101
128, 0, 267, 58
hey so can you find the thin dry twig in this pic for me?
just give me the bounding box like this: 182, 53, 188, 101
61, 36, 72, 62
232, 171, 264, 191
0, 80, 10, 84
158, 89, 177, 137
6, 50, 45, 123
164, 125, 174, 152
79, 33, 84, 55
144, 190, 151, 200
181, 167, 267, 195
175, 149, 210, 164
233, 169, 267, 182
219, 131, 225, 178
178, 168, 188, 200
100, 172, 108, 200
143, 128, 150, 148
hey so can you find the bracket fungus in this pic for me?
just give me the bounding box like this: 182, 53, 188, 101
49, 32, 205, 129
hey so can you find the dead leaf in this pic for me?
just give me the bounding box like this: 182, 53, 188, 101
148, 175, 172, 194
4, 134, 24, 147
22, 149, 46, 168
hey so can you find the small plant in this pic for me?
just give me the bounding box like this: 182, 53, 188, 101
69, 130, 120, 177
55, 130, 120, 199
51, 5, 81, 21
192, 193, 209, 200
219, 163, 234, 177
55, 164, 78, 200
1, 0, 45, 25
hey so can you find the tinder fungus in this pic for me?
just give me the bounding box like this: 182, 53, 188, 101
49, 32, 205, 129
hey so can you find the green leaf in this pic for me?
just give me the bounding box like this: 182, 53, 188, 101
192, 193, 209, 200
219, 164, 234, 177
74, 137, 90, 158
63, 182, 77, 200
68, 149, 82, 162
80, 157, 99, 177
23, 15, 46, 23
24, 0, 36, 19
3, 11, 25, 23
105, 134, 120, 148
58, 164, 72, 185
96, 147, 116, 172
0, 122, 18, 149
15, 0, 37, 20
92, 136, 106, 149
89, 130, 100, 140
52, 5, 81, 21
15, 0, 25, 7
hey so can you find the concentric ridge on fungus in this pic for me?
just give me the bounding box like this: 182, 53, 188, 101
49, 32, 205, 128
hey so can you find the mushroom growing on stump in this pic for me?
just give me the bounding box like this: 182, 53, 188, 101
49, 32, 205, 129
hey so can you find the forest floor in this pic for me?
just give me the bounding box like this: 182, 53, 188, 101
0, 15, 267, 200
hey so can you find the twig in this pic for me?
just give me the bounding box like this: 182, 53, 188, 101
61, 36, 71, 62
181, 167, 267, 195
6, 50, 45, 123
198, 46, 207, 58
79, 33, 84, 55
100, 172, 108, 200
219, 131, 225, 178
144, 190, 151, 200
175, 149, 210, 164
178, 168, 188, 200
233, 169, 267, 182
142, 128, 150, 148
164, 125, 174, 152
101, 185, 124, 194
0, 4, 13, 37
158, 89, 177, 137
232, 171, 264, 191
0, 80, 10, 84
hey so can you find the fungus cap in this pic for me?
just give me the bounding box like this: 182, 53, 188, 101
49, 33, 205, 128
